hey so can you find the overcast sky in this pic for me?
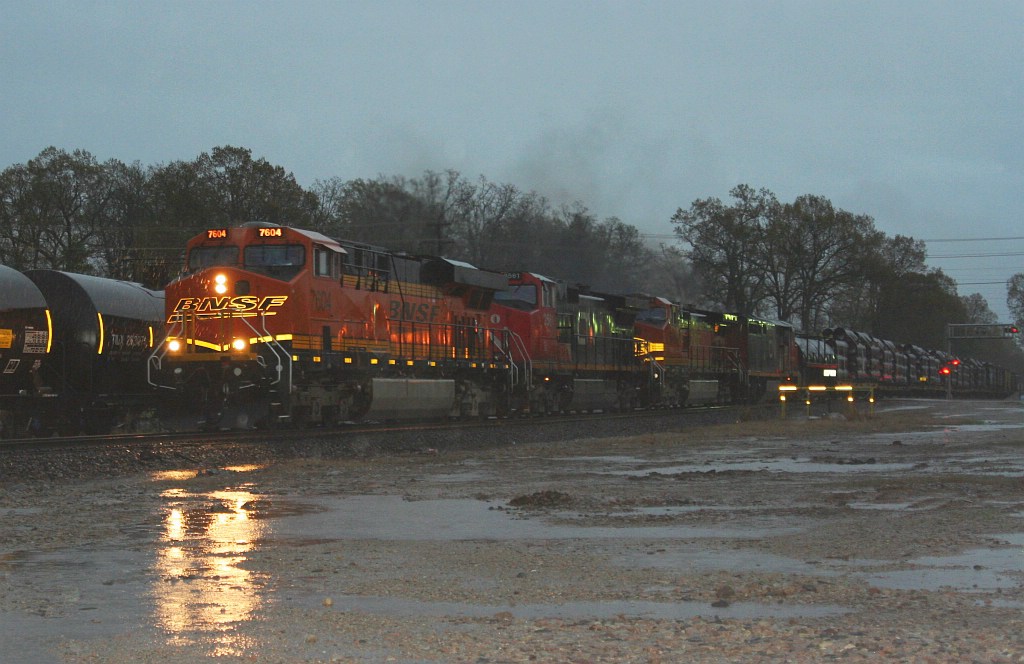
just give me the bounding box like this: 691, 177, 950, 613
2, 1, 1021, 319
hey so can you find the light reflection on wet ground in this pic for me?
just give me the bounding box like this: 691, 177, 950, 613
151, 485, 272, 657
0, 472, 277, 663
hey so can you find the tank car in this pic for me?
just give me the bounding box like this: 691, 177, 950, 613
148, 223, 513, 428
0, 268, 164, 436
0, 266, 51, 436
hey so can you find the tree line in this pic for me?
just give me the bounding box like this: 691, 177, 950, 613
0, 146, 679, 297
1, 146, 1021, 369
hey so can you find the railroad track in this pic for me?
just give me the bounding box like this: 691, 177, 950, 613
0, 402, 764, 455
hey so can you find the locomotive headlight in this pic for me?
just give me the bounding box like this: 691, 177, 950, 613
214, 273, 228, 295
231, 338, 248, 352
167, 339, 182, 352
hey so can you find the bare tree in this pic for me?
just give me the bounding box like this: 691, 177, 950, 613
762, 195, 876, 331
671, 184, 776, 316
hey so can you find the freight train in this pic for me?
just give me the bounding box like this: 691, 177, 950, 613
0, 265, 164, 437
145, 223, 1018, 430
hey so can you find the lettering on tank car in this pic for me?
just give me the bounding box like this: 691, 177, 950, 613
388, 300, 441, 323
109, 333, 149, 349
23, 330, 47, 354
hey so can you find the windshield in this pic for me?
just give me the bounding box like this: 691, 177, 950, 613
188, 246, 239, 270
636, 308, 667, 324
244, 244, 306, 280
493, 284, 537, 311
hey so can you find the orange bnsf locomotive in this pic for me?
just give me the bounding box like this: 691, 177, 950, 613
631, 297, 798, 406
148, 223, 517, 428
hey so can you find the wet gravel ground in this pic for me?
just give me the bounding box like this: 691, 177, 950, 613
2, 398, 1023, 663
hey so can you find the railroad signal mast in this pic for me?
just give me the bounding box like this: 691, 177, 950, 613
944, 323, 1019, 399
947, 324, 1020, 340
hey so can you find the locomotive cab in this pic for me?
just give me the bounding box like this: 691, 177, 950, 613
492, 274, 645, 413
632, 299, 737, 406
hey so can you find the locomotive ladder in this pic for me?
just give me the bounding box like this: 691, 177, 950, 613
493, 328, 531, 392
147, 314, 185, 389
237, 312, 292, 396
645, 354, 665, 391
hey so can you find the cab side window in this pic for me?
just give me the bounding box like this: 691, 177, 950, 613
314, 245, 337, 278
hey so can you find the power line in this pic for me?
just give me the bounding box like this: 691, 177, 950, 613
929, 251, 1024, 259
923, 236, 1024, 243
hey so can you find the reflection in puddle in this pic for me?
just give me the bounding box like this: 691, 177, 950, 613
152, 485, 271, 657
150, 469, 199, 482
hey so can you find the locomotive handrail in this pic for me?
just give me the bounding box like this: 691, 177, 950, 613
496, 328, 531, 391
645, 353, 665, 390
236, 312, 291, 393
147, 316, 186, 390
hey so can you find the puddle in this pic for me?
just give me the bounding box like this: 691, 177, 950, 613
602, 459, 916, 477
268, 495, 795, 542
0, 548, 156, 664
847, 502, 918, 511
152, 487, 273, 655
149, 464, 267, 483
858, 534, 1024, 591
615, 542, 829, 576
429, 471, 494, 484
954, 423, 1024, 432
627, 505, 732, 516
288, 593, 848, 621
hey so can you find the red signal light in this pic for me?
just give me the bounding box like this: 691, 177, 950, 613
939, 366, 951, 376
950, 358, 961, 366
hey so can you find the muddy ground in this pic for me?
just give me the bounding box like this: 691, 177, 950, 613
1, 399, 1023, 662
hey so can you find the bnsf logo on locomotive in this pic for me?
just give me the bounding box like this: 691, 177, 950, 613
168, 295, 289, 322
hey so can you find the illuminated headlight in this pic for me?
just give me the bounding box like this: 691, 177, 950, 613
231, 338, 248, 352
167, 339, 182, 352
214, 273, 228, 295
